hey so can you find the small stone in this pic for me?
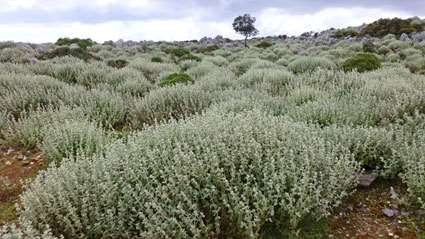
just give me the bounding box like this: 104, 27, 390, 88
388, 232, 394, 237
5, 161, 12, 165
17, 155, 27, 161
383, 208, 399, 217
358, 173, 377, 187
6, 148, 15, 154
401, 210, 410, 216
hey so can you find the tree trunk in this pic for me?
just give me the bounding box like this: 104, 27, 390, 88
244, 36, 248, 48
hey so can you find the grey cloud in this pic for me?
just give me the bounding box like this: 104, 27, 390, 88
0, 0, 423, 24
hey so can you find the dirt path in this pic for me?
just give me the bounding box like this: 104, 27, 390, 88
329, 180, 425, 238
0, 147, 45, 226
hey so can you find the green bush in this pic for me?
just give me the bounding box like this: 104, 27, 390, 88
288, 57, 336, 74
159, 73, 193, 87
168, 47, 190, 57
198, 44, 219, 54
179, 53, 201, 62
360, 17, 425, 37
106, 59, 128, 69
255, 41, 274, 49
342, 53, 381, 73
332, 29, 359, 38
18, 110, 358, 238
55, 37, 96, 49
39, 46, 99, 61
151, 56, 163, 63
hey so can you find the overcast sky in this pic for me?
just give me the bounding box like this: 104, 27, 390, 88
1, 0, 424, 43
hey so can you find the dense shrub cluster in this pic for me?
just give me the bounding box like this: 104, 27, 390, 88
332, 29, 359, 38
55, 37, 96, 49
18, 111, 359, 238
360, 17, 425, 37
1, 21, 425, 237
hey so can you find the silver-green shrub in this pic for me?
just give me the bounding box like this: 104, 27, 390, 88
0, 222, 61, 239
78, 89, 127, 128
18, 110, 359, 238
42, 120, 110, 163
0, 74, 73, 118
239, 68, 293, 96
131, 84, 213, 127
288, 57, 336, 74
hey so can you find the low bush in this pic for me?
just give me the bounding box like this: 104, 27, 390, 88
0, 47, 32, 64
288, 57, 336, 74
3, 107, 86, 149
131, 84, 213, 126
78, 89, 127, 129
255, 41, 273, 49
0, 74, 77, 118
198, 44, 219, 54
55, 37, 96, 49
342, 53, 381, 73
18, 110, 359, 238
39, 46, 98, 61
239, 68, 293, 96
0, 223, 59, 239
116, 77, 154, 97
159, 73, 193, 87
41, 120, 110, 163
168, 47, 190, 57
106, 59, 128, 69
151, 56, 163, 63
179, 53, 201, 62
332, 29, 359, 38
129, 59, 179, 82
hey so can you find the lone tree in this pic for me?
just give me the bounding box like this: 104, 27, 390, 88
233, 14, 259, 48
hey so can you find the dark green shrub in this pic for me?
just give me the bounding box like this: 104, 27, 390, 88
159, 73, 193, 87
107, 59, 128, 69
360, 18, 425, 37
56, 38, 96, 49
362, 40, 376, 53
256, 41, 273, 49
332, 29, 359, 38
342, 53, 381, 73
198, 45, 219, 54
168, 48, 190, 57
151, 56, 163, 63
39, 46, 99, 61
179, 53, 201, 62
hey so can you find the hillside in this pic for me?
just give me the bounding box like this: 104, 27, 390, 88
1, 17, 425, 238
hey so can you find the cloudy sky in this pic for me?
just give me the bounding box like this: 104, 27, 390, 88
1, 0, 424, 43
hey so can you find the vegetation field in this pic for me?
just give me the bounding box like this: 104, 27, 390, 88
1, 17, 425, 238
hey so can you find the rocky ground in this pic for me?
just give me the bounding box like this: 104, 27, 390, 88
0, 147, 45, 226
329, 179, 425, 238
